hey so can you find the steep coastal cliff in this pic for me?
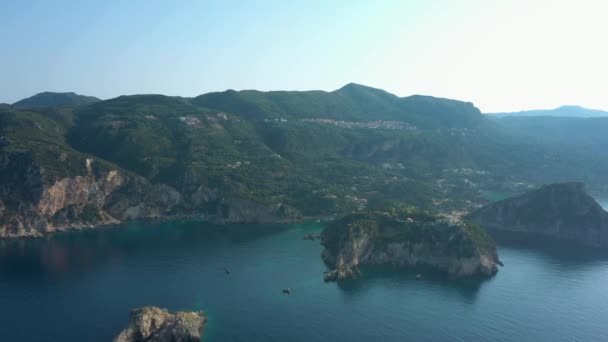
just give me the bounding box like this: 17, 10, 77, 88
321, 211, 500, 281
114, 307, 206, 342
467, 182, 608, 247
0, 153, 297, 238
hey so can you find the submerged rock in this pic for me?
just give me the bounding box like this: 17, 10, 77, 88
302, 233, 320, 241
114, 306, 206, 342
321, 211, 500, 281
467, 182, 608, 247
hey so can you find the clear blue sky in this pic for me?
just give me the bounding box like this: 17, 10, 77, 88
2, 0, 607, 112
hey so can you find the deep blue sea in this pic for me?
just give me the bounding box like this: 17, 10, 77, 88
1, 220, 608, 342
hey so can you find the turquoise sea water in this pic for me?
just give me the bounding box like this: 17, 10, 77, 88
1, 220, 608, 341
480, 190, 515, 202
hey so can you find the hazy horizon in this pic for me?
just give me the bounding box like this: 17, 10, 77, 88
2, 0, 608, 112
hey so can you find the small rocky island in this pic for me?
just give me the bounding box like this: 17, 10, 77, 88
114, 307, 206, 342
467, 182, 608, 247
321, 211, 500, 281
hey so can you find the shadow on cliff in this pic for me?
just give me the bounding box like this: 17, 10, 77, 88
333, 265, 496, 303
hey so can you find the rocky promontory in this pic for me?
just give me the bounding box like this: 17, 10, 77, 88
114, 307, 206, 342
0, 153, 299, 239
321, 211, 500, 281
467, 182, 608, 247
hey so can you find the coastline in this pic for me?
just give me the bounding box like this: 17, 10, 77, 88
0, 212, 331, 240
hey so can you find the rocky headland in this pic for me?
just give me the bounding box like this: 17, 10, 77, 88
114, 307, 206, 342
320, 211, 500, 281
0, 154, 298, 238
467, 182, 608, 247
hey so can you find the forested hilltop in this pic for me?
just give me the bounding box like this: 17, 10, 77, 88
1, 83, 607, 237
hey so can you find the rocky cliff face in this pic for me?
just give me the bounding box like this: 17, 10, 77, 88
0, 153, 123, 237
467, 182, 608, 247
321, 212, 500, 281
0, 153, 298, 238
114, 307, 206, 342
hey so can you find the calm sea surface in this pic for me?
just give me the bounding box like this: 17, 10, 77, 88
1, 220, 608, 341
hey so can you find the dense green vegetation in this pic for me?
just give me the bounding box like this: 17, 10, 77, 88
0, 106, 95, 179
325, 210, 495, 259
494, 116, 608, 194
193, 83, 485, 128
462, 221, 496, 255
4, 84, 608, 222
12, 92, 100, 108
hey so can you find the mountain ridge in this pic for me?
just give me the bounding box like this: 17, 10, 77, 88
13, 92, 100, 109
487, 105, 608, 118
191, 84, 484, 127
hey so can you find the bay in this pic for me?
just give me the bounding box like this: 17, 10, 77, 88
1, 220, 608, 341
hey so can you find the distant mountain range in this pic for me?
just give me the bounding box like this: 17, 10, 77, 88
487, 105, 608, 118
12, 92, 100, 108
11, 91, 607, 119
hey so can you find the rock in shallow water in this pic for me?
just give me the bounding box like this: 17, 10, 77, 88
114, 306, 206, 342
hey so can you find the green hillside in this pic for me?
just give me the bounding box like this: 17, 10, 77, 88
13, 92, 100, 108
193, 83, 485, 128
3, 84, 608, 236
